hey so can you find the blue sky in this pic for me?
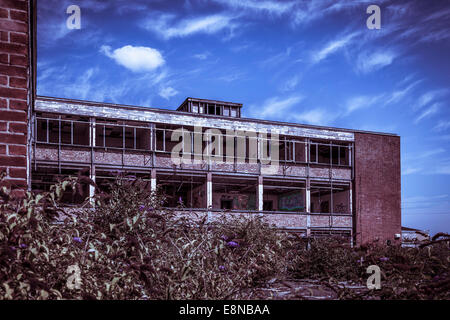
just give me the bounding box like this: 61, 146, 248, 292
37, 0, 450, 235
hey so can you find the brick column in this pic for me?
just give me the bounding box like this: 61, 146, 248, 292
0, 0, 31, 197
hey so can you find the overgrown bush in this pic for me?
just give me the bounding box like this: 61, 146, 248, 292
289, 237, 450, 299
0, 173, 290, 299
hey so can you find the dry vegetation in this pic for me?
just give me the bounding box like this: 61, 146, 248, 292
0, 172, 448, 300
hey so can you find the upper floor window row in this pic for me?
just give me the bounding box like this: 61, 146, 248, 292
34, 115, 352, 166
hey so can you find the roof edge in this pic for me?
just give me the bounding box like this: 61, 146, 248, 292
35, 95, 399, 137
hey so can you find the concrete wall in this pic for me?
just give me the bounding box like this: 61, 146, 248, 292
354, 132, 401, 245
0, 0, 31, 196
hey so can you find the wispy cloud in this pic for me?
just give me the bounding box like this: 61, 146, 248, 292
143, 14, 237, 39
384, 79, 422, 105
212, 0, 295, 15
402, 167, 422, 175
434, 121, 450, 132
414, 103, 440, 124
279, 75, 300, 92
344, 94, 382, 115
159, 86, 178, 100
356, 50, 398, 73
250, 95, 304, 119
193, 52, 211, 60
414, 89, 448, 111
311, 32, 358, 64
292, 108, 333, 125
100, 45, 165, 72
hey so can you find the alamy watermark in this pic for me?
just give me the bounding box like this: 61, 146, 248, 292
169, 127, 280, 175
66, 5, 81, 30
66, 264, 82, 290
366, 265, 382, 290
366, 5, 381, 29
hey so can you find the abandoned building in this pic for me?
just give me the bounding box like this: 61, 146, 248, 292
28, 96, 401, 245
0, 0, 401, 246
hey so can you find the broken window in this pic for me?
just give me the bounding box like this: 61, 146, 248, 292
155, 128, 165, 151
310, 183, 331, 213
294, 140, 306, 163
332, 184, 350, 214
212, 175, 257, 210
310, 141, 351, 166
31, 166, 90, 205
318, 144, 331, 164
311, 182, 351, 214
157, 172, 207, 208
207, 104, 215, 115
309, 143, 318, 163
264, 178, 306, 212
35, 115, 89, 146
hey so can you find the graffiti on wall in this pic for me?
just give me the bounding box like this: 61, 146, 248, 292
278, 191, 304, 211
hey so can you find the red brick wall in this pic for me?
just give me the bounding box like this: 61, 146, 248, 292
353, 132, 401, 245
0, 0, 30, 195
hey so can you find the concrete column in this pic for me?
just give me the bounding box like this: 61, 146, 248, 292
89, 118, 96, 206
306, 177, 311, 237
151, 168, 157, 193
207, 172, 212, 209
89, 166, 96, 206
257, 175, 263, 211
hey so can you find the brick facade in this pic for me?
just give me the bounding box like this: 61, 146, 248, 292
0, 0, 30, 196
353, 132, 401, 245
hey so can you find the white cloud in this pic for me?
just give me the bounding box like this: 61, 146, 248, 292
144, 14, 236, 39
212, 0, 295, 15
414, 103, 440, 124
251, 96, 303, 118
345, 95, 382, 115
402, 167, 422, 175
356, 51, 397, 73
280, 75, 300, 92
193, 52, 211, 60
384, 80, 422, 105
159, 86, 178, 100
292, 109, 332, 125
100, 45, 165, 72
434, 120, 450, 132
414, 89, 448, 111
311, 32, 358, 64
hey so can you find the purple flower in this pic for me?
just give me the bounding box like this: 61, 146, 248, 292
226, 241, 239, 248
73, 237, 82, 243
379, 257, 389, 262
20, 243, 27, 248
139, 205, 145, 211
219, 265, 226, 271
178, 196, 183, 203
10, 246, 16, 251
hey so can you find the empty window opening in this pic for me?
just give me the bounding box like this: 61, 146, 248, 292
310, 182, 350, 214
263, 178, 306, 212
31, 167, 90, 205
159, 173, 207, 209
212, 175, 257, 210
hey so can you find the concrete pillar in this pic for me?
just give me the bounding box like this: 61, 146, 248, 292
306, 177, 311, 237
89, 166, 96, 206
207, 172, 212, 209
257, 175, 263, 211
89, 118, 96, 206
151, 168, 157, 193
